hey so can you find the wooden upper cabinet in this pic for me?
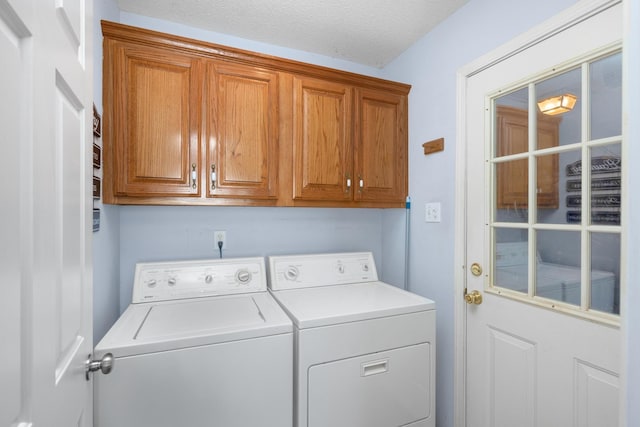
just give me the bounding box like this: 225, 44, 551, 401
109, 43, 202, 198
355, 88, 408, 203
291, 79, 408, 205
496, 106, 560, 209
101, 21, 410, 207
292, 76, 353, 201
206, 62, 278, 199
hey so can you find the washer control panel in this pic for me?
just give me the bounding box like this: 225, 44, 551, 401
132, 257, 265, 303
268, 252, 378, 291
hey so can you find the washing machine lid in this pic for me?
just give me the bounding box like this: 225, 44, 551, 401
270, 281, 435, 329
95, 292, 292, 358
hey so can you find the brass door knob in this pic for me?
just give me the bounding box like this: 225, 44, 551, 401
464, 290, 483, 305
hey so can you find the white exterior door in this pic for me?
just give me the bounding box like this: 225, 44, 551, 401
0, 0, 94, 425
462, 1, 622, 426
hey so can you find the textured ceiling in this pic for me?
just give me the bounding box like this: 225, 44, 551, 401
116, 0, 469, 68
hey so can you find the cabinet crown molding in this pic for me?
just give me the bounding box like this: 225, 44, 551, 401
101, 21, 411, 95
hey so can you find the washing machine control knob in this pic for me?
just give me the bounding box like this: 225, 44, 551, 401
236, 269, 252, 284
362, 264, 369, 272
147, 279, 157, 288
167, 277, 176, 286
205, 274, 213, 284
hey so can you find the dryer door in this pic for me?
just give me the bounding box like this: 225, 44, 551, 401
307, 342, 431, 427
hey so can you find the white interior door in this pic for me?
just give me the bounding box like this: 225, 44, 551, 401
0, 0, 93, 425
463, 2, 622, 426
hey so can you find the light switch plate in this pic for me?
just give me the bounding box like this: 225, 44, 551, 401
425, 202, 441, 223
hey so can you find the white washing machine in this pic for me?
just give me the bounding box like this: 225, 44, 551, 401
93, 257, 293, 427
268, 252, 436, 427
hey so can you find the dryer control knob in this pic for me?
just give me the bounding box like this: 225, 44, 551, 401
236, 269, 252, 284
147, 279, 157, 288
285, 266, 299, 281
205, 274, 213, 284
167, 277, 176, 286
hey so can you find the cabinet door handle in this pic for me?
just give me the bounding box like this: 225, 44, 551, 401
210, 164, 216, 190
358, 175, 364, 192
191, 163, 197, 189
346, 173, 351, 192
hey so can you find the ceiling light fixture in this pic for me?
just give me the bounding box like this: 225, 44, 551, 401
537, 93, 577, 115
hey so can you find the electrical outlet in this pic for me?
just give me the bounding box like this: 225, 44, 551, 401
425, 202, 441, 223
215, 230, 227, 250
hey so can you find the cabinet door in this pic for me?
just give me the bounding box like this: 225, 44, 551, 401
354, 89, 408, 203
292, 76, 353, 201
496, 106, 559, 209
206, 62, 278, 199
112, 44, 202, 197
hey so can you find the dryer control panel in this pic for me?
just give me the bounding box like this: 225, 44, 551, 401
132, 257, 266, 303
268, 252, 378, 291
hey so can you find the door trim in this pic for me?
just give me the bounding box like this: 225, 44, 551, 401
453, 1, 621, 425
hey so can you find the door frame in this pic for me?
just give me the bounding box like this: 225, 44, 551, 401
452, 1, 623, 426
622, 2, 640, 427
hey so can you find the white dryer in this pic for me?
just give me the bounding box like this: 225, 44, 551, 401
268, 252, 436, 427
94, 257, 293, 427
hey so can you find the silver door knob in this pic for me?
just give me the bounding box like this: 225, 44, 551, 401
86, 352, 114, 380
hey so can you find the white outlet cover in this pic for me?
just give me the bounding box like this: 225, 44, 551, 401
425, 202, 441, 223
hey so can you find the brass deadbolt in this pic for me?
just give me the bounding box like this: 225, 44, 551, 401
470, 263, 483, 276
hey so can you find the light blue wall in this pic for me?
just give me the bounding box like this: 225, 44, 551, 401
92, 0, 121, 344
380, 1, 577, 426
118, 206, 397, 310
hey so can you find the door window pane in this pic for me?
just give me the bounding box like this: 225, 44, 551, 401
538, 149, 581, 224
493, 230, 528, 294
590, 233, 620, 314
535, 68, 581, 147
535, 230, 581, 306
494, 88, 529, 157
590, 144, 621, 226
495, 159, 528, 216
590, 53, 622, 139
535, 152, 559, 209
495, 105, 529, 157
